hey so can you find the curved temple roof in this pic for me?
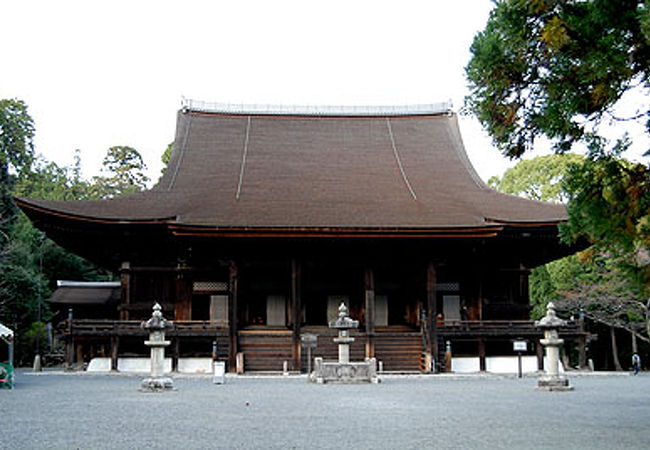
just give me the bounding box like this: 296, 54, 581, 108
17, 105, 566, 236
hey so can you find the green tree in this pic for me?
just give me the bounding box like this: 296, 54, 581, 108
488, 153, 584, 202
91, 145, 150, 198
561, 144, 650, 345
161, 142, 172, 168
0, 214, 49, 364
1, 104, 115, 363
0, 99, 35, 241
158, 141, 173, 180
466, 0, 650, 304
13, 155, 93, 201
490, 154, 649, 368
465, 0, 650, 157
562, 143, 649, 275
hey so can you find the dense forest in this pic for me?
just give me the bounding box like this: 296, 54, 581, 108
0, 98, 152, 364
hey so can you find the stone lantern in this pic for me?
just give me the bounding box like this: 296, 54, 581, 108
330, 302, 358, 364
310, 302, 378, 384
535, 302, 573, 391
140, 303, 174, 391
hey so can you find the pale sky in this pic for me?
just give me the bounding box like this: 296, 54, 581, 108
1, 0, 646, 185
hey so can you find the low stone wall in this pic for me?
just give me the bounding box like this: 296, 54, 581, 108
87, 357, 211, 374
451, 356, 565, 374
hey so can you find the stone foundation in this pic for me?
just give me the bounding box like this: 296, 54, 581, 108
536, 376, 574, 392
140, 377, 175, 392
309, 357, 379, 384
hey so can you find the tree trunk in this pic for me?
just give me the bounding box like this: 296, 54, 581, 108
632, 331, 638, 354
610, 327, 623, 371
646, 296, 650, 343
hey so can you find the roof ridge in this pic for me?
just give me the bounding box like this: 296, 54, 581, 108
181, 98, 454, 117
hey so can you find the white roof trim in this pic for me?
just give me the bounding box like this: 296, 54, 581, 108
182, 98, 453, 116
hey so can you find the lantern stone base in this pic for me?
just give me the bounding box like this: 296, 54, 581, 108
309, 357, 379, 384
536, 376, 573, 391
140, 377, 175, 392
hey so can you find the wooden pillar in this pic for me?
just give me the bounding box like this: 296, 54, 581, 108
174, 269, 192, 321
426, 263, 437, 371
172, 338, 180, 372
228, 261, 239, 373
65, 309, 74, 368
119, 262, 131, 320
65, 338, 75, 368
536, 338, 544, 371
110, 337, 119, 371
478, 277, 483, 321
365, 267, 375, 359
478, 338, 486, 372
76, 343, 84, 364
291, 259, 302, 371
577, 336, 587, 369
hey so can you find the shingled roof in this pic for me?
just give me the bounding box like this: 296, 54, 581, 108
17, 104, 566, 235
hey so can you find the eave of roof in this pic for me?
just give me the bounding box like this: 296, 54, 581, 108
14, 197, 176, 225
167, 224, 504, 238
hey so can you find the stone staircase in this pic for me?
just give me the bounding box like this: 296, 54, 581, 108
238, 330, 293, 372
374, 326, 423, 372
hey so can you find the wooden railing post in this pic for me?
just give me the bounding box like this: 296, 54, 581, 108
478, 338, 486, 372
426, 263, 437, 371
119, 262, 131, 321
365, 267, 375, 359
291, 259, 302, 372
228, 261, 239, 373
110, 336, 119, 371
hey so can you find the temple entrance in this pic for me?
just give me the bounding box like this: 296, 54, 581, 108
443, 295, 461, 321
266, 295, 287, 327
239, 262, 290, 327
302, 261, 363, 326
375, 295, 388, 326
191, 293, 228, 323
191, 280, 229, 322
375, 266, 421, 328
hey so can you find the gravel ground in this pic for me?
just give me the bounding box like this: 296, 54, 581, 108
2, 371, 649, 449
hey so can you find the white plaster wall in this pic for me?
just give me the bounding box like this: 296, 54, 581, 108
87, 357, 111, 372
451, 357, 480, 373
178, 358, 212, 374
117, 357, 172, 373
450, 356, 565, 374
87, 357, 216, 373
485, 356, 539, 374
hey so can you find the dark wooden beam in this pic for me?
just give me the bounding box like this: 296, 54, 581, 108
174, 271, 192, 321
110, 336, 119, 371
291, 259, 302, 371
228, 261, 239, 373
365, 267, 375, 359
478, 338, 486, 372
119, 262, 131, 320
65, 337, 74, 368
426, 263, 437, 371
578, 316, 587, 369
172, 338, 180, 372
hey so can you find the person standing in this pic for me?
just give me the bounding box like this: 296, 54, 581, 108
632, 352, 641, 375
